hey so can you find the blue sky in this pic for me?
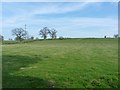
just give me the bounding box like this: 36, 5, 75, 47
2, 2, 118, 40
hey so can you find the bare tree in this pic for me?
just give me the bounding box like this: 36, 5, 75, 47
30, 36, 34, 40
114, 34, 118, 38
39, 27, 49, 40
12, 28, 27, 41
104, 36, 106, 38
49, 29, 57, 39
0, 35, 4, 41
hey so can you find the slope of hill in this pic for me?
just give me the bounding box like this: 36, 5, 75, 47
2, 38, 118, 88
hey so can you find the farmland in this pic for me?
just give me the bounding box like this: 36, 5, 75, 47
2, 38, 118, 88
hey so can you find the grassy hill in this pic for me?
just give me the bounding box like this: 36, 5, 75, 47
2, 38, 118, 88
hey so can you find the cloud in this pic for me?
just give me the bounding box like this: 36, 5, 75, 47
71, 17, 117, 27
2, 2, 93, 26
2, 17, 117, 39
3, 16, 117, 31
2, 2, 91, 19
2, 2, 117, 32
1, 0, 119, 2
32, 2, 90, 15
2, 2, 118, 39
2, 2, 117, 28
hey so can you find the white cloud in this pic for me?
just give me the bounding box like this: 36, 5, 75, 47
2, 17, 117, 39
1, 0, 119, 2
3, 16, 117, 30
2, 2, 118, 39
2, 2, 93, 26
2, 2, 117, 30
71, 17, 117, 27
2, 2, 92, 21
33, 2, 90, 15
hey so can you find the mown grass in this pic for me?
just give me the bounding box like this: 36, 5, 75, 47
2, 38, 118, 88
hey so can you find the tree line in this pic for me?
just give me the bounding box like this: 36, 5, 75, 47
0, 25, 119, 41
12, 27, 57, 41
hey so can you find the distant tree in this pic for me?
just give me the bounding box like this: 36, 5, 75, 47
9, 38, 12, 40
2, 36, 4, 41
104, 36, 106, 38
49, 29, 57, 39
36, 37, 39, 40
39, 27, 49, 40
12, 28, 28, 42
59, 36, 64, 40
0, 35, 4, 41
30, 36, 34, 40
114, 34, 118, 38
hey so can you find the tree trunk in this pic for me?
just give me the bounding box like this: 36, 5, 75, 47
44, 36, 47, 40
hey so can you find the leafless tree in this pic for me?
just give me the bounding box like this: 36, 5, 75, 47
39, 27, 49, 40
104, 36, 106, 38
49, 29, 57, 39
12, 28, 27, 41
114, 34, 119, 38
0, 35, 4, 41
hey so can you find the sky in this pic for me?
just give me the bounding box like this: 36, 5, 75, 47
1, 2, 118, 40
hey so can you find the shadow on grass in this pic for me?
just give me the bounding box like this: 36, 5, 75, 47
3, 75, 52, 88
2, 55, 54, 88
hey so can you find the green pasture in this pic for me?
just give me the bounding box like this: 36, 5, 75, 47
2, 38, 118, 88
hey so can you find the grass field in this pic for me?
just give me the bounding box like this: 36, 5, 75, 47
2, 38, 118, 88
